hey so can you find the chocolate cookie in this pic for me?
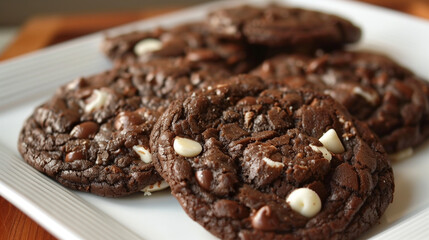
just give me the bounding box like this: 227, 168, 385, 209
102, 23, 254, 73
252, 51, 429, 154
150, 75, 394, 239
18, 59, 230, 197
18, 67, 163, 197
207, 4, 361, 49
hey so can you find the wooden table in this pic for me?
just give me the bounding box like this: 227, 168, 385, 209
0, 1, 428, 239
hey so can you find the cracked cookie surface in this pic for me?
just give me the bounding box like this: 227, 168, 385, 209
150, 75, 394, 239
252, 51, 429, 153
18, 59, 230, 197
102, 22, 255, 73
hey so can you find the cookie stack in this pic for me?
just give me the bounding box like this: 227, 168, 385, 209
18, 3, 429, 239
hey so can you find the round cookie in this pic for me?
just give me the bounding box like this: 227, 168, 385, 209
252, 51, 429, 154
18, 67, 163, 197
150, 75, 394, 239
18, 59, 230, 197
207, 4, 361, 49
102, 22, 253, 73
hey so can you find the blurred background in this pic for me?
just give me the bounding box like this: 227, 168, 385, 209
0, 0, 428, 59
0, 0, 213, 56
0, 0, 214, 25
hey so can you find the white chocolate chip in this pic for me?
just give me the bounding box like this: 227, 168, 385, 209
321, 70, 337, 85
244, 111, 254, 128
309, 144, 332, 161
84, 89, 109, 112
224, 26, 237, 35
66, 77, 84, 90
286, 188, 322, 218
141, 180, 170, 196
352, 86, 378, 105
132, 145, 152, 163
134, 38, 162, 56
262, 157, 284, 168
319, 129, 345, 154
389, 147, 413, 161
173, 136, 202, 157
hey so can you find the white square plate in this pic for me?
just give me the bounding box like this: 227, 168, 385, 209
1, 0, 429, 239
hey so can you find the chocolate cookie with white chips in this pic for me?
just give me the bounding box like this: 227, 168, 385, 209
17, 58, 230, 197
18, 67, 163, 197
102, 22, 254, 73
150, 75, 394, 239
252, 51, 429, 157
